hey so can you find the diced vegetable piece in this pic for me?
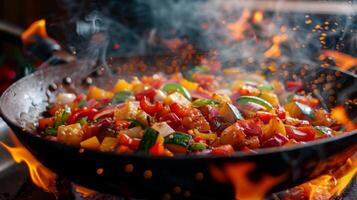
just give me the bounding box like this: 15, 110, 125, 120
87, 86, 114, 100
114, 101, 139, 120
57, 123, 83, 145
56, 93, 76, 105
170, 103, 189, 118
44, 127, 57, 136
78, 99, 87, 108
192, 99, 218, 107
162, 83, 192, 100
152, 122, 175, 137
180, 79, 198, 90
219, 122, 246, 148
165, 92, 191, 107
77, 117, 88, 126
100, 137, 118, 152
154, 90, 167, 102
164, 132, 192, 153
189, 143, 207, 151
118, 133, 132, 146
238, 102, 266, 118
140, 97, 163, 116
93, 107, 115, 120
80, 136, 100, 150
261, 133, 289, 148
219, 103, 243, 123
138, 128, 159, 153
212, 94, 231, 103
261, 118, 286, 139
295, 102, 315, 119
113, 79, 132, 92
256, 111, 276, 123
284, 102, 315, 119
287, 81, 303, 91
259, 91, 280, 107
149, 136, 164, 155
54, 107, 71, 128
285, 125, 315, 141
159, 113, 181, 129
257, 84, 273, 91
237, 119, 263, 136
194, 132, 217, 142
39, 117, 55, 129
120, 126, 143, 138
237, 96, 273, 110
67, 107, 97, 124
111, 91, 132, 104
133, 111, 149, 127
211, 145, 234, 155
314, 126, 333, 137
135, 88, 157, 101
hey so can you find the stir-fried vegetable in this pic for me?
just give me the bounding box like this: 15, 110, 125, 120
237, 96, 273, 110
37, 69, 345, 156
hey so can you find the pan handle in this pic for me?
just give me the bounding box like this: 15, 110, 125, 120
0, 20, 76, 79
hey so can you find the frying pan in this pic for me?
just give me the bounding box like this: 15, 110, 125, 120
0, 55, 356, 200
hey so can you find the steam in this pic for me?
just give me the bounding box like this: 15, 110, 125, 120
54, 0, 357, 69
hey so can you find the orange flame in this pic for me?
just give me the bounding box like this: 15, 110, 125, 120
21, 19, 48, 44
331, 106, 357, 132
227, 9, 251, 41
74, 184, 95, 197
264, 34, 288, 58
211, 162, 286, 200
0, 132, 57, 192
253, 11, 264, 24
320, 50, 357, 70
298, 154, 357, 200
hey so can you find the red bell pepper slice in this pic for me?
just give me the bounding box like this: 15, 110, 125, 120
140, 97, 163, 116
135, 89, 157, 101
66, 107, 98, 124
287, 81, 303, 91
129, 138, 141, 151
277, 106, 286, 120
118, 133, 132, 146
169, 103, 189, 118
256, 111, 276, 123
211, 145, 235, 155
149, 142, 164, 156
285, 125, 315, 141
261, 133, 289, 147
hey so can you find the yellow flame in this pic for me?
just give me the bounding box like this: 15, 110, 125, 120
331, 106, 357, 132
264, 34, 288, 58
253, 11, 263, 24
227, 9, 251, 41
21, 19, 48, 44
0, 132, 57, 192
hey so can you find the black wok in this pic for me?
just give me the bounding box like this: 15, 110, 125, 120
0, 56, 356, 200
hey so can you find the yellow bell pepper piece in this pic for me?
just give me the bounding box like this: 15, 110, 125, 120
262, 118, 286, 138
87, 86, 114, 100
180, 79, 198, 91
259, 91, 280, 107
212, 93, 231, 104
57, 123, 83, 145
80, 136, 100, 150
113, 79, 132, 92
100, 137, 118, 152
